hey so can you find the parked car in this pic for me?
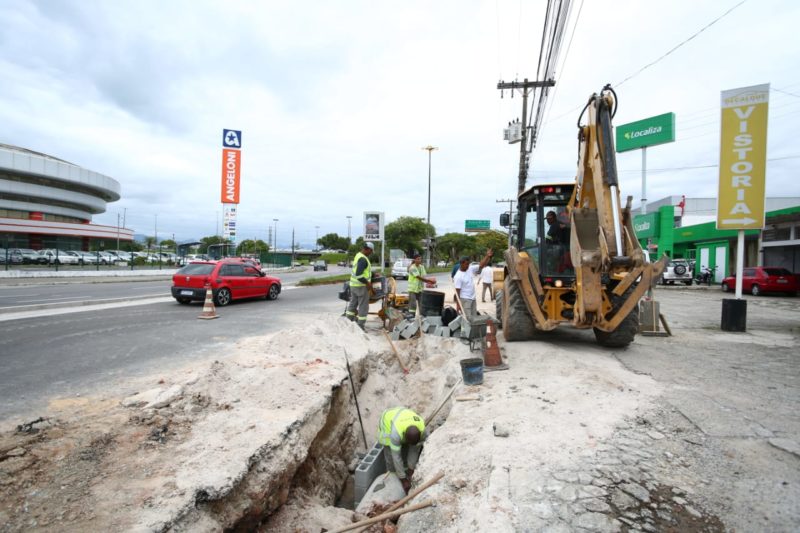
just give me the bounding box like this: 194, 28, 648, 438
39, 249, 80, 265
436, 260, 447, 267
660, 259, 693, 285
392, 258, 413, 279
313, 260, 327, 271
66, 251, 98, 265
721, 267, 798, 296
0, 248, 23, 264
10, 248, 46, 264
109, 250, 132, 261
171, 260, 281, 306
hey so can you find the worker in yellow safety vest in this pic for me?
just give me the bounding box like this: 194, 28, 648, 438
378, 406, 427, 493
407, 253, 436, 316
346, 242, 374, 330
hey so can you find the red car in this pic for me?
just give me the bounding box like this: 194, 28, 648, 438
721, 267, 798, 296
171, 260, 281, 305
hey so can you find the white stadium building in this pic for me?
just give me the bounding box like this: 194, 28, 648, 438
0, 143, 132, 251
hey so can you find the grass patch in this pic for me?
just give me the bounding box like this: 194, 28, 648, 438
297, 273, 351, 286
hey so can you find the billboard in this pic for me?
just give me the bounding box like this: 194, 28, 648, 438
616, 113, 675, 152
223, 205, 237, 243
220, 129, 242, 204
363, 211, 384, 241
716, 84, 769, 230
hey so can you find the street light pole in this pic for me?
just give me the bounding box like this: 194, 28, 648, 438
315, 225, 320, 252
346, 216, 352, 244
421, 145, 438, 268
273, 218, 279, 267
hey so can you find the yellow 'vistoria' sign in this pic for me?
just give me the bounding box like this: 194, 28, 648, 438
717, 84, 769, 230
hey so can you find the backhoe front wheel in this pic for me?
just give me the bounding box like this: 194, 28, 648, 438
593, 288, 639, 348
499, 277, 539, 341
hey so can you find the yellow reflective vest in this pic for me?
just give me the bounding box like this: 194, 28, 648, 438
350, 251, 371, 287
378, 407, 426, 451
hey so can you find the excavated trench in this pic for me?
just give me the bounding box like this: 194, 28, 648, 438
174, 337, 461, 532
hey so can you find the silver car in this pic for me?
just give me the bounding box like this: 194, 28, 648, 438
660, 259, 693, 286
392, 258, 413, 279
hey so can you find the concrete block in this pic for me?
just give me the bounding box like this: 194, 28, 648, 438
448, 315, 462, 332
390, 328, 401, 341
354, 441, 386, 507
433, 326, 450, 337
422, 316, 442, 328
400, 320, 420, 339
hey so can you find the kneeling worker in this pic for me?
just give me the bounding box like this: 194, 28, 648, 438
378, 406, 427, 493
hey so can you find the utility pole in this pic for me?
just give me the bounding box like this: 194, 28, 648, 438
315, 225, 320, 252
346, 215, 352, 244
496, 198, 517, 248
497, 78, 555, 194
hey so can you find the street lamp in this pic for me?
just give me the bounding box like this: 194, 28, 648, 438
421, 145, 438, 268
346, 216, 352, 245
273, 218, 279, 266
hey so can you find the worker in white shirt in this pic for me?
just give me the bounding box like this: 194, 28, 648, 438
480, 263, 495, 303
453, 249, 493, 320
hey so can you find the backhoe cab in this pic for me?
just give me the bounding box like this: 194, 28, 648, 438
497, 85, 666, 347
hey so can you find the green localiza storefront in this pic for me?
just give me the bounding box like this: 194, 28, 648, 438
633, 205, 760, 282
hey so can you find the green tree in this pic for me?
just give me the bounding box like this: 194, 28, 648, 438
237, 239, 269, 256
436, 232, 476, 262
160, 239, 176, 250
474, 230, 508, 259
384, 216, 434, 257
144, 236, 156, 252
317, 232, 350, 251
199, 235, 227, 254
347, 236, 365, 257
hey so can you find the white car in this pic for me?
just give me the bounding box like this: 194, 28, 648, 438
39, 249, 80, 265
69, 251, 100, 265
392, 258, 413, 279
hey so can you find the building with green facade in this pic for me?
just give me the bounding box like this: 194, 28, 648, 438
633, 197, 800, 282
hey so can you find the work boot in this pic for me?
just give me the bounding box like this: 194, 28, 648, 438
357, 320, 366, 331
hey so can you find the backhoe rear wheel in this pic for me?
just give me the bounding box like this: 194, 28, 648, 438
593, 288, 639, 348
500, 277, 539, 341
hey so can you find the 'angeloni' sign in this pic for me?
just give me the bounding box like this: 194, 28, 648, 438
716, 84, 769, 230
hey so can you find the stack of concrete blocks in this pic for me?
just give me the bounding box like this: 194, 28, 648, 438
354, 441, 387, 507
389, 314, 472, 339
389, 318, 421, 340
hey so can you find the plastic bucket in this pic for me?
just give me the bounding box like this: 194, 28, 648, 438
460, 357, 484, 386
420, 290, 445, 317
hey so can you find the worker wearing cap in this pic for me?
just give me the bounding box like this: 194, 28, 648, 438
378, 406, 427, 493
407, 253, 436, 316
346, 242, 374, 330
453, 249, 493, 320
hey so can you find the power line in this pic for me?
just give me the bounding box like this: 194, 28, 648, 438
545, 0, 749, 124
615, 0, 748, 87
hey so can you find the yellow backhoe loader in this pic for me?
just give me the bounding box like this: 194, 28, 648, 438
496, 85, 666, 347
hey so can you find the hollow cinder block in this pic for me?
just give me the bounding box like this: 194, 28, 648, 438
354, 441, 386, 507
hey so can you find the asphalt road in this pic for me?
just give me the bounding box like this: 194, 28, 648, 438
0, 268, 435, 421
0, 280, 347, 421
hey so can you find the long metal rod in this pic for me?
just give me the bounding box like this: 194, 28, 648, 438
343, 349, 368, 450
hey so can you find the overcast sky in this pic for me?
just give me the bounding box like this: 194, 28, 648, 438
1, 0, 798, 247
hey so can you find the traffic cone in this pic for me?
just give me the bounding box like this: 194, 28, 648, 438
198, 284, 219, 320
483, 318, 508, 370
